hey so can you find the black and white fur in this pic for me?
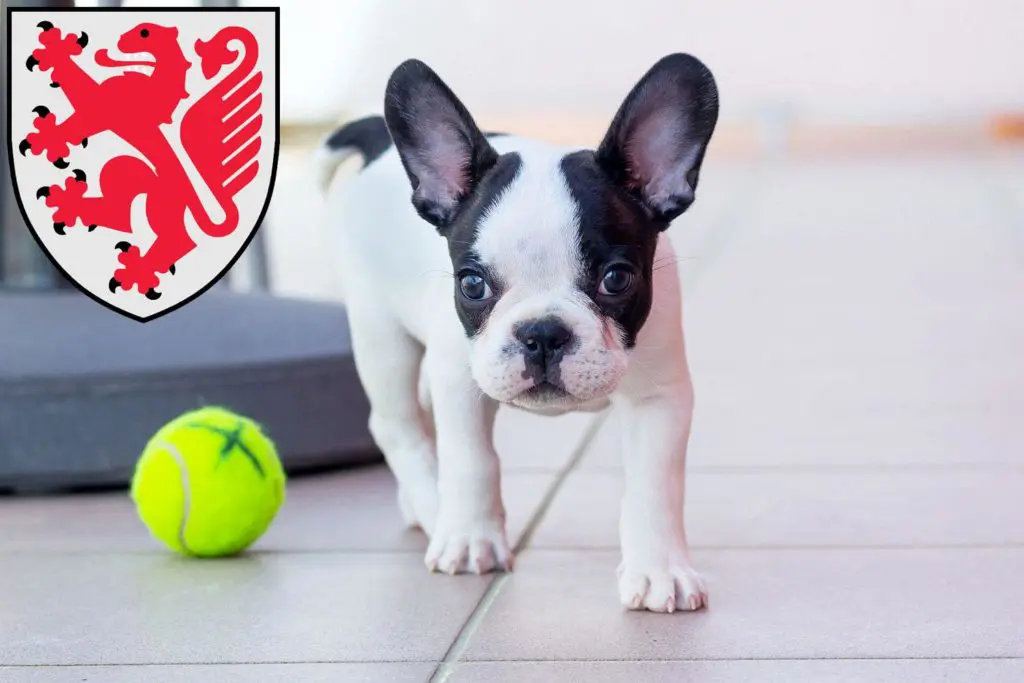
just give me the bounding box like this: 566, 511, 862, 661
316, 54, 719, 612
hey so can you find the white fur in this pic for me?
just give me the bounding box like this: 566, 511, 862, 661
319, 135, 705, 611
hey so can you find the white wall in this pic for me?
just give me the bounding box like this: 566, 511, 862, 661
270, 0, 1024, 126
76, 0, 1024, 302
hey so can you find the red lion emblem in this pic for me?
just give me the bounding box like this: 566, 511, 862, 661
17, 19, 264, 301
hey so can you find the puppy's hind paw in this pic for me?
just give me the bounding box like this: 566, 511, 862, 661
397, 486, 422, 530
395, 483, 438, 535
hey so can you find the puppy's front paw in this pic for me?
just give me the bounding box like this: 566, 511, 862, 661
617, 558, 708, 613
425, 518, 513, 575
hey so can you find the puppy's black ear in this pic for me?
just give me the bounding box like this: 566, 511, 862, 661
384, 59, 498, 232
596, 54, 719, 227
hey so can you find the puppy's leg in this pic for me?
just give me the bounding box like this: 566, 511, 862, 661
347, 307, 439, 534
398, 361, 437, 530
422, 343, 511, 575
616, 380, 707, 613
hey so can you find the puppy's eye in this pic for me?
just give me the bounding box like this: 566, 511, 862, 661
599, 266, 635, 296
459, 273, 493, 301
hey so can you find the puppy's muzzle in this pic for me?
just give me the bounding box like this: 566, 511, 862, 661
515, 317, 575, 387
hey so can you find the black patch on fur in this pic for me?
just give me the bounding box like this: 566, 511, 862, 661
445, 153, 524, 337
325, 115, 393, 167
560, 150, 661, 349
384, 59, 500, 230
595, 53, 719, 224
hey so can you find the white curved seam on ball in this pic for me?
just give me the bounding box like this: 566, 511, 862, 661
159, 440, 192, 555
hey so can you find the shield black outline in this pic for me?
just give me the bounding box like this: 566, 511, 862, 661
5, 5, 281, 323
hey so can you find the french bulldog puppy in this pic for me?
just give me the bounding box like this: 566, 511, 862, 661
316, 53, 718, 612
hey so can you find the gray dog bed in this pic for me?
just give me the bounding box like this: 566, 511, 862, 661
0, 290, 379, 494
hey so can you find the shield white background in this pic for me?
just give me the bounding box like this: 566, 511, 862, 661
9, 9, 278, 321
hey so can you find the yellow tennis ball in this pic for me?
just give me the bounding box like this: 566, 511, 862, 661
130, 407, 286, 557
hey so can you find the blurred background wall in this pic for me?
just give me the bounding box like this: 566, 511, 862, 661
264, 0, 1024, 133
44, 0, 1024, 299
109, 0, 1024, 132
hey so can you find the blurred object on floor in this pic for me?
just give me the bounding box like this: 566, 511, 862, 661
0, 290, 378, 494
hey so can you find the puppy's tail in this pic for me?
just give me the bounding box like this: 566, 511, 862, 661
312, 115, 394, 196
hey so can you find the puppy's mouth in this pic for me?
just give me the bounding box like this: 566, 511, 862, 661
523, 381, 569, 401
509, 381, 577, 413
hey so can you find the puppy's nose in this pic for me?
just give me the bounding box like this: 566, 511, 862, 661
515, 317, 574, 367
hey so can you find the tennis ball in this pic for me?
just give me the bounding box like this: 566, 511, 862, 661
130, 407, 286, 557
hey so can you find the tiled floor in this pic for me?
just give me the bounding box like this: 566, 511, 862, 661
3, 150, 1024, 682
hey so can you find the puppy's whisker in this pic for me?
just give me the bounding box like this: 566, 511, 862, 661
420, 268, 456, 280
652, 256, 694, 272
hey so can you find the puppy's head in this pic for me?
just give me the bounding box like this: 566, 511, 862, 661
384, 55, 718, 411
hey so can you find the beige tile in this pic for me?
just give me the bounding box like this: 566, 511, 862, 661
0, 466, 555, 554
681, 287, 1024, 413
492, 405, 599, 470
449, 660, 1024, 683
683, 299, 1024, 383
258, 467, 555, 553
0, 489, 148, 553
581, 404, 1024, 469
529, 467, 1024, 549
0, 663, 434, 683
462, 549, 1024, 660
685, 333, 1024, 413
0, 553, 488, 665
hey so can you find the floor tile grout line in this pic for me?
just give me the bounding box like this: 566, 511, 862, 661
427, 411, 611, 683
426, 574, 510, 683
437, 655, 1024, 664
514, 410, 612, 551
575, 463, 1024, 473
8, 542, 1024, 558
522, 543, 1024, 552
5, 655, 1024, 668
